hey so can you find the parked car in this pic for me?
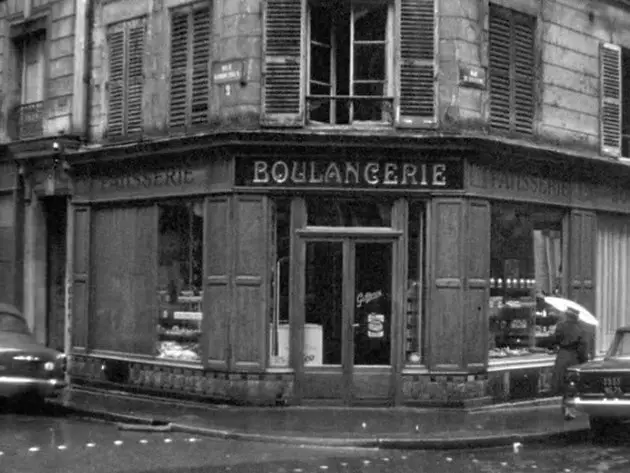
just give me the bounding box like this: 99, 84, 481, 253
565, 326, 630, 436
0, 303, 66, 404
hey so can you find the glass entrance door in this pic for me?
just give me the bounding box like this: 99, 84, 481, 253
301, 238, 395, 404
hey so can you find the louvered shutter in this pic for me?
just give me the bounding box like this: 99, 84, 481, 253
600, 43, 622, 157
261, 0, 305, 127
513, 14, 535, 134
169, 12, 189, 129
489, 6, 535, 135
127, 23, 146, 135
396, 0, 436, 128
488, 9, 511, 132
107, 30, 125, 137
191, 8, 210, 126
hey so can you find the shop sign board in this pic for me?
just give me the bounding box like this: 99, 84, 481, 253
468, 162, 630, 214
237, 158, 464, 190
74, 165, 211, 202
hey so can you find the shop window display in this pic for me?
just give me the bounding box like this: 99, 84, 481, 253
269, 199, 291, 367
488, 203, 564, 360
156, 201, 203, 361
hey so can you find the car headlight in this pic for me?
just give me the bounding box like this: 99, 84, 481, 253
44, 362, 55, 372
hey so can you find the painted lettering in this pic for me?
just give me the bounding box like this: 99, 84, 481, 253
364, 162, 379, 185
271, 161, 289, 184
401, 163, 418, 185
243, 159, 459, 189
344, 162, 360, 184
420, 163, 428, 186
432, 164, 447, 186
291, 161, 307, 183
383, 163, 399, 185
325, 162, 343, 184
253, 161, 269, 184
309, 161, 324, 183
356, 290, 384, 308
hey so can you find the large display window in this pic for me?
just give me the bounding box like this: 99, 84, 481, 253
488, 203, 565, 360
596, 214, 630, 354
90, 201, 204, 362
156, 201, 204, 361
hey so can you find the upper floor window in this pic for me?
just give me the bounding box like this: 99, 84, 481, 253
169, 5, 211, 130
307, 1, 394, 125
20, 33, 45, 106
106, 18, 146, 139
600, 43, 630, 159
262, 0, 436, 129
14, 32, 45, 139
488, 4, 536, 135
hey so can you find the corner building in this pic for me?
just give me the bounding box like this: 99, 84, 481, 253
2, 0, 630, 406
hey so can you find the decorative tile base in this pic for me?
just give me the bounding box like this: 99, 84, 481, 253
69, 355, 555, 407
69, 355, 293, 406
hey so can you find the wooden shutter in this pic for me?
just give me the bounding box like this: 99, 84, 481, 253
107, 19, 145, 138
261, 0, 305, 127
512, 14, 535, 134
71, 205, 90, 352
169, 11, 189, 129
127, 23, 146, 135
191, 8, 210, 126
396, 0, 436, 128
203, 197, 231, 370
169, 7, 210, 130
489, 5, 535, 134
464, 200, 490, 372
488, 8, 510, 131
106, 29, 125, 137
231, 196, 271, 370
601, 43, 622, 157
569, 211, 597, 314
427, 198, 465, 371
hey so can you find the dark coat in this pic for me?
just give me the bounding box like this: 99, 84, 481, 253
552, 318, 588, 395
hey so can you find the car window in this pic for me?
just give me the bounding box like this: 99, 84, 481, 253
611, 332, 630, 358
0, 313, 30, 334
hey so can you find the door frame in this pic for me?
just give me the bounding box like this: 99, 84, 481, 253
294, 226, 402, 405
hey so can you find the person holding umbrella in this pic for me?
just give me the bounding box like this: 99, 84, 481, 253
551, 305, 590, 420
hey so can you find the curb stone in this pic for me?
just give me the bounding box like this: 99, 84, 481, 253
51, 399, 591, 450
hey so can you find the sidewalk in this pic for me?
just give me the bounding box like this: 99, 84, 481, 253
49, 388, 591, 450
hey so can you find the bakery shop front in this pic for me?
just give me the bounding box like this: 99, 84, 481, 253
66, 139, 630, 407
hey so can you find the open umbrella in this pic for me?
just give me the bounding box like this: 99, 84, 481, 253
543, 296, 599, 326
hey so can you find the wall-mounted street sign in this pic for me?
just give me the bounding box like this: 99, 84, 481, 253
236, 158, 464, 190
212, 60, 245, 85
459, 64, 486, 89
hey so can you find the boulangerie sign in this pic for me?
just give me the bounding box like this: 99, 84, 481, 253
237, 158, 464, 190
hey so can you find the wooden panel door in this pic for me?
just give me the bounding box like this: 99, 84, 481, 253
464, 200, 490, 371
71, 205, 90, 352
427, 198, 465, 371
203, 197, 230, 369
231, 195, 271, 370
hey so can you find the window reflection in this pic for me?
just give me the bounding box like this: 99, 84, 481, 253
156, 201, 203, 362
307, 197, 392, 226
489, 204, 564, 360
406, 201, 425, 364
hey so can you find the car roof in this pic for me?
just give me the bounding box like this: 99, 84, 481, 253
0, 303, 22, 318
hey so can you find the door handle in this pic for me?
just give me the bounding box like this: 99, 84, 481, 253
352, 323, 360, 328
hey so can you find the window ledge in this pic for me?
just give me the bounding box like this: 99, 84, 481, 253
488, 354, 555, 371
86, 351, 204, 369
266, 367, 294, 374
